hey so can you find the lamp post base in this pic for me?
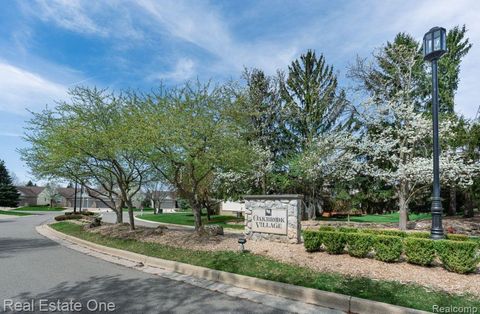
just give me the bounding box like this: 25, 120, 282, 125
430, 196, 444, 240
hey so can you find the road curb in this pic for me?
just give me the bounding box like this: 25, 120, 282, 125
37, 223, 431, 314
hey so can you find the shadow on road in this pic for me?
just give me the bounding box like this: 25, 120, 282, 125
9, 275, 283, 313
0, 238, 58, 258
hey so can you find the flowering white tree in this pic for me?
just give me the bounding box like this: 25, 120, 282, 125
350, 43, 479, 229
302, 42, 479, 229
44, 182, 61, 207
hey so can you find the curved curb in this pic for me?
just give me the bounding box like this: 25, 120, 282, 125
134, 215, 244, 234
37, 223, 430, 314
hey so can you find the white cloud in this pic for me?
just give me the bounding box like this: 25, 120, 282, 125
15, 0, 480, 118
150, 58, 196, 82
0, 62, 68, 115
24, 0, 107, 36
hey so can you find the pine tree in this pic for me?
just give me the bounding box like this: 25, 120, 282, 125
0, 160, 20, 207
280, 50, 348, 219
438, 25, 472, 113
26, 180, 34, 186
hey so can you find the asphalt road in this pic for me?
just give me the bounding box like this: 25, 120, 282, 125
0, 213, 288, 314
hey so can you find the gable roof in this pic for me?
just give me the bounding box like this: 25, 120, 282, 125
57, 188, 75, 198
16, 186, 45, 197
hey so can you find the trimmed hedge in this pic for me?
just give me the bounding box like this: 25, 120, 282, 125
408, 232, 431, 239
445, 234, 470, 241
318, 226, 335, 232
304, 227, 480, 273
54, 214, 83, 221
338, 227, 359, 233
321, 231, 346, 254
346, 233, 373, 258
435, 240, 479, 274
373, 235, 403, 262
404, 238, 435, 266
303, 230, 323, 252
361, 228, 407, 238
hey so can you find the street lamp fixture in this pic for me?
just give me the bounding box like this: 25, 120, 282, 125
423, 26, 447, 240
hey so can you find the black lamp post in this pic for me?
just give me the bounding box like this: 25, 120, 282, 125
73, 182, 78, 214
423, 26, 447, 240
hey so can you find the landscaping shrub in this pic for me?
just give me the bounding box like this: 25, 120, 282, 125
408, 232, 430, 239
338, 227, 359, 233
445, 234, 469, 241
303, 230, 323, 252
81, 211, 95, 216
321, 231, 346, 254
404, 238, 435, 266
345, 233, 373, 258
318, 226, 335, 232
54, 214, 83, 221
362, 229, 407, 238
373, 235, 403, 262
435, 240, 479, 274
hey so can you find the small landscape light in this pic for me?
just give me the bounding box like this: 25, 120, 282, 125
238, 237, 247, 252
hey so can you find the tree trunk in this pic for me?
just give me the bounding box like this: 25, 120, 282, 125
398, 182, 408, 230
464, 190, 474, 218
192, 203, 203, 231
448, 187, 457, 216
115, 200, 124, 224
206, 206, 211, 221
127, 202, 135, 230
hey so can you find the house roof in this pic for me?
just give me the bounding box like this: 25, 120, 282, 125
147, 191, 176, 199
16, 186, 45, 197
57, 188, 75, 198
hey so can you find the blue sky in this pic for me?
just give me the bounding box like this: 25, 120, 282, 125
1, 0, 479, 183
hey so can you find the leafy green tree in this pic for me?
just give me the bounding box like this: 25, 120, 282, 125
21, 87, 150, 229
241, 68, 292, 194
139, 82, 256, 230
0, 160, 20, 207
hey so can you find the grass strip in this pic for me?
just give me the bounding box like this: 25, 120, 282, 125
14, 206, 65, 212
0, 210, 32, 216
139, 212, 244, 230
317, 212, 431, 223
51, 221, 480, 311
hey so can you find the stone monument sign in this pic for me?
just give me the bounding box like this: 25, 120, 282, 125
244, 195, 302, 243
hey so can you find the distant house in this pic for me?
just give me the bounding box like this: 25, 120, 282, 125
16, 186, 46, 206
76, 189, 118, 210
16, 186, 178, 210
220, 200, 245, 216
144, 191, 177, 209
16, 186, 118, 209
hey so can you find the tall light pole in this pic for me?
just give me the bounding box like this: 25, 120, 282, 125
423, 27, 447, 239
73, 182, 78, 213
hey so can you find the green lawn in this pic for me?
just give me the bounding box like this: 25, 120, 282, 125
317, 212, 432, 223
123, 208, 155, 212
138, 212, 244, 230
14, 206, 65, 212
51, 221, 480, 311
0, 210, 32, 216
